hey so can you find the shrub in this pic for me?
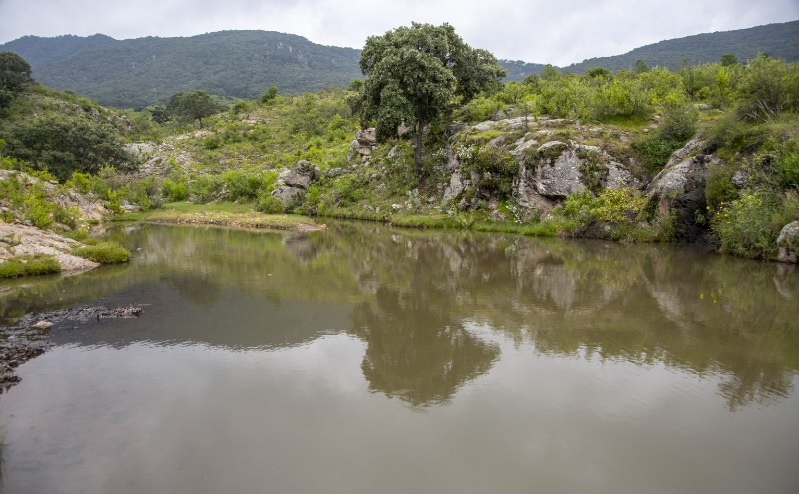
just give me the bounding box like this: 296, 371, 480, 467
223, 170, 262, 201
710, 191, 798, 259
257, 193, 285, 214
189, 174, 223, 203
162, 178, 188, 202
72, 241, 130, 263
0, 254, 61, 279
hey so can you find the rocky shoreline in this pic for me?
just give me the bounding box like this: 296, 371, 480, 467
0, 305, 143, 392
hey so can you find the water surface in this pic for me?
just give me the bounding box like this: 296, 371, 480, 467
1, 223, 798, 493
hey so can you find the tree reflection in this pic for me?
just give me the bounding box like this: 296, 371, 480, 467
351, 286, 499, 407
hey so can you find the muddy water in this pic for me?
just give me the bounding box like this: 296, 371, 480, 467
1, 223, 798, 493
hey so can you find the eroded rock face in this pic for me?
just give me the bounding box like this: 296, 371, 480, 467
777, 221, 799, 263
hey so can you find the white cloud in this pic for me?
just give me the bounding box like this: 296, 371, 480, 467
1, 0, 797, 65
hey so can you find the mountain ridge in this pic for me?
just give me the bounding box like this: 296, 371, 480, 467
1, 20, 797, 107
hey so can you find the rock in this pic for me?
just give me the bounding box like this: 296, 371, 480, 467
271, 186, 306, 204
325, 168, 345, 178
32, 321, 53, 329
776, 221, 799, 263
355, 128, 376, 146
0, 222, 100, 274
603, 161, 642, 190
532, 143, 585, 198
279, 160, 318, 190
443, 170, 469, 202
644, 135, 709, 242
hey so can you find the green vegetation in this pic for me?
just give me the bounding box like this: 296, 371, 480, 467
353, 22, 505, 175
0, 51, 33, 109
0, 31, 363, 108
0, 254, 60, 278
1, 26, 798, 262
71, 241, 130, 263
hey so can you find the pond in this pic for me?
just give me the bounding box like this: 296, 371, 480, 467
1, 222, 798, 493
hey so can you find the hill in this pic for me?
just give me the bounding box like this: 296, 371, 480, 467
563, 20, 799, 73
1, 20, 798, 106
0, 31, 362, 108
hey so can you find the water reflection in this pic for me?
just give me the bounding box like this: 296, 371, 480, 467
1, 222, 797, 410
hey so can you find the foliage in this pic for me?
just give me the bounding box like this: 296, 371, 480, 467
354, 22, 505, 175
257, 194, 285, 214
0, 254, 60, 279
710, 191, 796, 259
0, 170, 79, 229
0, 113, 132, 181
166, 90, 220, 127
0, 51, 33, 108
2, 31, 363, 108
72, 241, 130, 263
735, 55, 799, 122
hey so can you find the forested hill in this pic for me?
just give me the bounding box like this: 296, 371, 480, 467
0, 31, 363, 108
2, 20, 798, 107
563, 20, 799, 74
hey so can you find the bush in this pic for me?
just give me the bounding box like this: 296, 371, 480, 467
0, 254, 60, 279
162, 178, 188, 202
72, 241, 130, 263
257, 193, 284, 214
710, 190, 799, 259
223, 170, 262, 201
189, 174, 223, 203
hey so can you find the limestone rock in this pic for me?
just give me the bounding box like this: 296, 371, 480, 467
776, 221, 799, 263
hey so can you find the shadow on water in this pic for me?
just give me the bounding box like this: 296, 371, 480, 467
1, 221, 798, 410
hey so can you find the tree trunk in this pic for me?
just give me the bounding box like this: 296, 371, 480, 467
414, 122, 424, 178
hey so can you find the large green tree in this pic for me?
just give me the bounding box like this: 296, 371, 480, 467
0, 52, 33, 109
166, 90, 219, 128
2, 114, 132, 181
355, 23, 505, 175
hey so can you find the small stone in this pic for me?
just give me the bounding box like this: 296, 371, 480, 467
32, 320, 53, 329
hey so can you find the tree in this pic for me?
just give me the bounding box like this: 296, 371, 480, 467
354, 23, 505, 176
166, 90, 219, 127
720, 53, 740, 67
260, 86, 278, 104
0, 51, 33, 108
2, 114, 132, 181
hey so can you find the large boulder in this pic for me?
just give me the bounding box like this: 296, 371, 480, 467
530, 141, 585, 198
348, 127, 377, 163
777, 221, 799, 263
272, 160, 319, 205
644, 136, 710, 242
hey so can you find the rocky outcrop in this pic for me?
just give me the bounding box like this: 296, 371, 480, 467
0, 222, 100, 274
348, 128, 376, 163
644, 136, 710, 242
776, 221, 799, 263
272, 160, 320, 204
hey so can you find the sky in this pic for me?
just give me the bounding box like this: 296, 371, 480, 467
1, 0, 798, 66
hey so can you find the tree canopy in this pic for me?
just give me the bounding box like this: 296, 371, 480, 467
0, 51, 33, 108
166, 90, 219, 127
354, 23, 505, 175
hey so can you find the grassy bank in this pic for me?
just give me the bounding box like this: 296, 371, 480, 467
117, 202, 326, 231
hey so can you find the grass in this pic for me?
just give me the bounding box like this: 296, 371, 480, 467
0, 254, 61, 279
117, 202, 325, 231
72, 241, 130, 264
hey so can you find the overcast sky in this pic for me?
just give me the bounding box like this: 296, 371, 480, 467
1, 0, 797, 66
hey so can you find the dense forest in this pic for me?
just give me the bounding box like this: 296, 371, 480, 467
1, 20, 797, 108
